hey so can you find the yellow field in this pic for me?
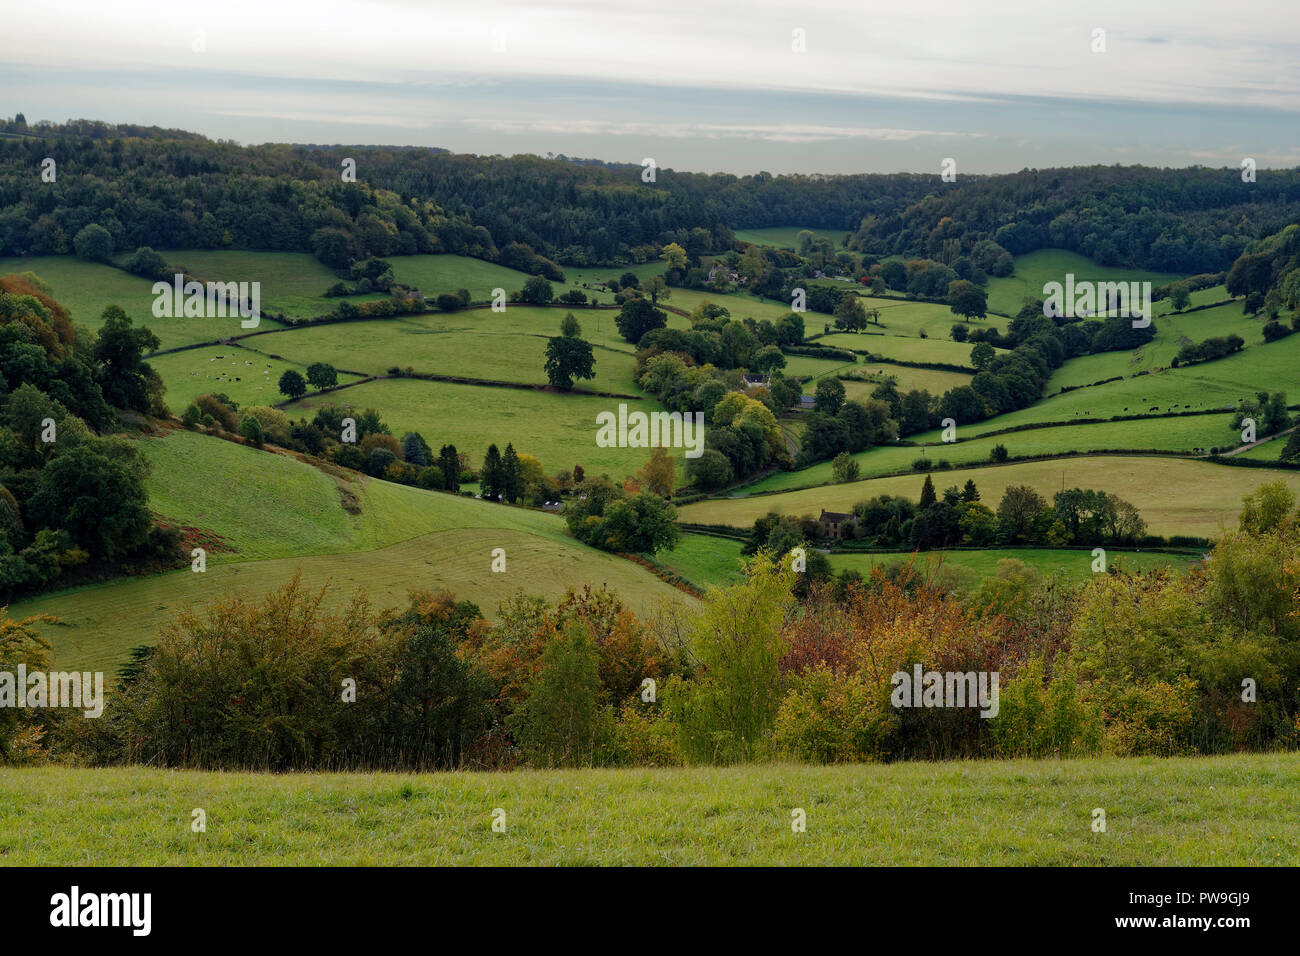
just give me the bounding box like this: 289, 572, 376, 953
677, 456, 1300, 536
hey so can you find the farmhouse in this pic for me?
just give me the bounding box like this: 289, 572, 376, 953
818, 509, 853, 540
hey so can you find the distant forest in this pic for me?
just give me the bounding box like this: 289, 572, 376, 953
3, 115, 1300, 274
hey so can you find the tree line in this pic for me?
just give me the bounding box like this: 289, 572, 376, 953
11, 481, 1299, 769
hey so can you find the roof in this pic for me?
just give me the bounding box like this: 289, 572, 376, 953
819, 509, 853, 522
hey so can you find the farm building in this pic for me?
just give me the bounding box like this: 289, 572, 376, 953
818, 509, 853, 540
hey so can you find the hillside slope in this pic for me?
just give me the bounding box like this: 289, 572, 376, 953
11, 430, 691, 672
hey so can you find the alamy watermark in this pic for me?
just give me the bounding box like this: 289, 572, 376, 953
890, 665, 999, 718
0, 666, 104, 718
152, 273, 260, 328
1042, 274, 1151, 328
595, 403, 704, 458
50, 886, 150, 936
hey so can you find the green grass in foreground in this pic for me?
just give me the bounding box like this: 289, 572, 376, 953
1, 754, 1295, 864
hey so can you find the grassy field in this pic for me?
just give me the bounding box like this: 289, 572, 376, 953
818, 332, 984, 367
782, 353, 858, 382
2, 753, 1295, 864
829, 546, 1200, 582
984, 249, 1184, 317
732, 226, 849, 249
660, 533, 1197, 591
240, 307, 643, 394
668, 287, 834, 326
10, 430, 690, 672
559, 261, 667, 296
971, 333, 1300, 434
744, 415, 1233, 493
840, 366, 973, 397
149, 249, 378, 320
1046, 299, 1261, 391
657, 532, 748, 588
0, 255, 285, 350
281, 376, 673, 480
384, 254, 596, 303
150, 344, 366, 411
678, 455, 1300, 536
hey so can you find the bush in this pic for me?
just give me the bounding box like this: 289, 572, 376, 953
118, 580, 496, 770
774, 665, 892, 762
506, 625, 613, 767
238, 414, 264, 447
124, 246, 168, 279
72, 223, 113, 262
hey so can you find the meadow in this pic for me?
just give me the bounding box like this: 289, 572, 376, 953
817, 331, 985, 367
143, 249, 380, 320
10, 430, 690, 672
732, 225, 849, 249
982, 249, 1184, 317
744, 414, 1233, 493
2, 754, 1295, 865
657, 533, 1195, 592
242, 307, 644, 394
1045, 298, 1257, 391
280, 376, 674, 480
827, 545, 1199, 582
893, 329, 1300, 444
0, 254, 285, 350
385, 254, 593, 302
677, 455, 1299, 536
840, 366, 974, 398
149, 344, 366, 411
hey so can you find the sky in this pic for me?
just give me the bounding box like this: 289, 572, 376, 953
4, 0, 1300, 174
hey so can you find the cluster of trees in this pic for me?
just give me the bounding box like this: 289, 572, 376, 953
0, 128, 507, 278
644, 376, 788, 489
563, 465, 680, 555
267, 362, 338, 401
1231, 391, 1292, 447
0, 275, 179, 600
12, 120, 1297, 278
799, 377, 899, 465
613, 300, 802, 487
19, 484, 1300, 768
178, 391, 474, 491
1226, 223, 1300, 317
1173, 333, 1245, 367
872, 299, 1157, 435
798, 475, 1147, 550
636, 300, 804, 368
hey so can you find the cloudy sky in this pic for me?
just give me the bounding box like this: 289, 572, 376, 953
5, 0, 1299, 173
